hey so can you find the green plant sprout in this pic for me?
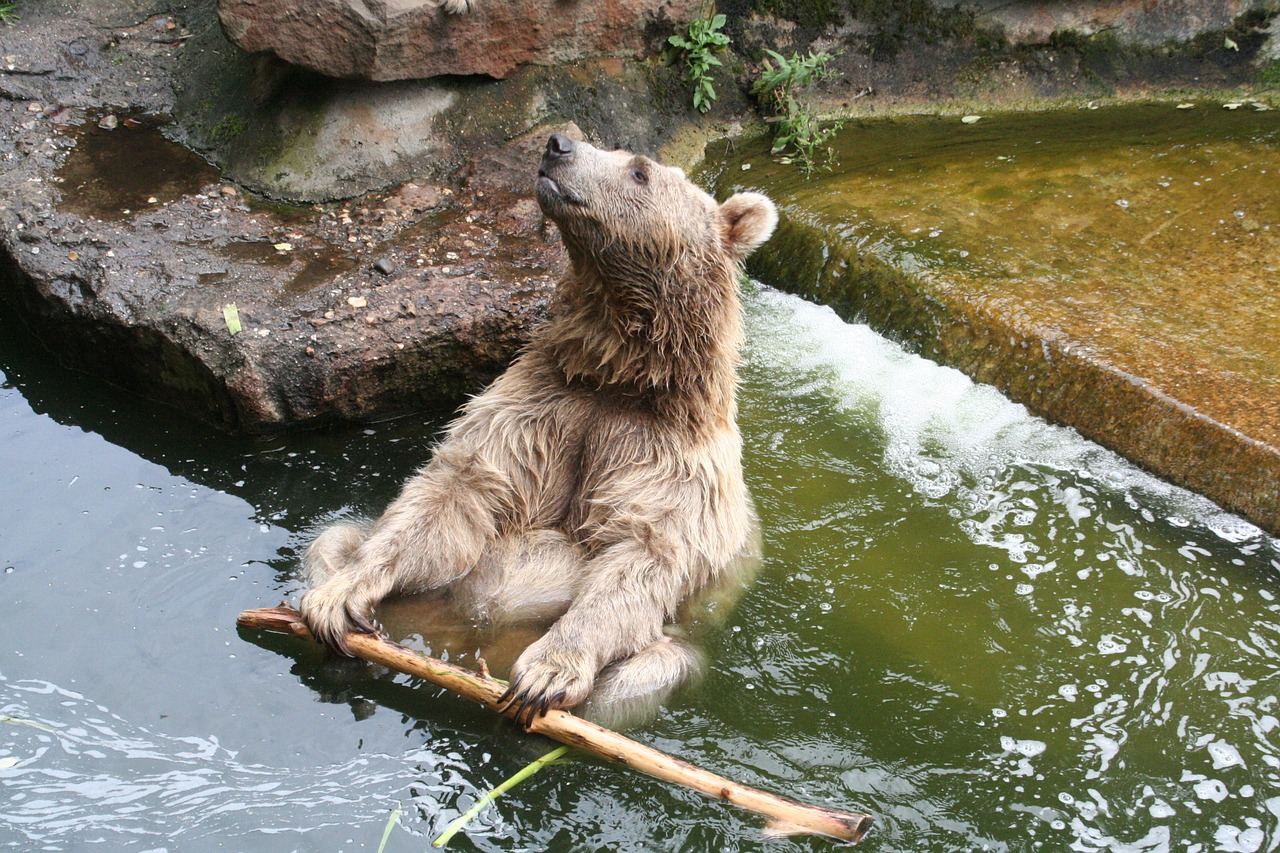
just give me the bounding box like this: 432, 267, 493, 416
751, 48, 843, 173
0, 3, 19, 25
669, 12, 733, 114
432, 745, 574, 847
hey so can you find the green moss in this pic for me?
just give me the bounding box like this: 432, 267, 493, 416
1257, 60, 1280, 90
209, 113, 247, 146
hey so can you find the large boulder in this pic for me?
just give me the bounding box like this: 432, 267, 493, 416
217, 0, 701, 80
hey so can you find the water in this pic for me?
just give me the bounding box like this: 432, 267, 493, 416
2, 280, 1279, 851
728, 103, 1280, 453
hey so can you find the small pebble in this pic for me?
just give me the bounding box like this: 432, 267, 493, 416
98, 114, 118, 130
373, 257, 395, 276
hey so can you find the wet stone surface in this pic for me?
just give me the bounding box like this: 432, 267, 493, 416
721, 103, 1280, 534
0, 95, 565, 431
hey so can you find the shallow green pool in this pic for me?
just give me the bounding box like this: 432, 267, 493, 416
2, 281, 1277, 851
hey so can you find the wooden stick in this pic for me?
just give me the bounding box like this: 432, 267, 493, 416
237, 605, 872, 844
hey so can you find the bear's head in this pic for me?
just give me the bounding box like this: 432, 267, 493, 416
535, 134, 777, 289
534, 134, 777, 403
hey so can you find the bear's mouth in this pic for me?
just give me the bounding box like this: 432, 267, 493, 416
537, 172, 584, 207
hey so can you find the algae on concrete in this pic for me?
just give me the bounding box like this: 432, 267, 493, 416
716, 103, 1280, 534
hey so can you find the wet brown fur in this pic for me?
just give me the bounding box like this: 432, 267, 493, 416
300, 136, 777, 726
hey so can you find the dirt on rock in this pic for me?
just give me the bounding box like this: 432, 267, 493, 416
0, 87, 565, 431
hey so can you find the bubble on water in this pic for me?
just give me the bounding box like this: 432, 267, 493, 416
1194, 779, 1229, 802
1214, 824, 1264, 852
1016, 583, 1034, 596
1121, 607, 1152, 626
1000, 737, 1046, 757
993, 708, 1008, 718
1207, 740, 1245, 770
1097, 635, 1128, 655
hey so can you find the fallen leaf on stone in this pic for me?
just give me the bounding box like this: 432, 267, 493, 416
274, 242, 293, 252
1224, 36, 1239, 51
1223, 103, 1244, 110
961, 115, 982, 124
1176, 103, 1195, 109
223, 303, 242, 336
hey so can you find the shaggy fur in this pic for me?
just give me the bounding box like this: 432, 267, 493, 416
300, 134, 777, 725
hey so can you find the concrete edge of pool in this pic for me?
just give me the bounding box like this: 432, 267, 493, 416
739, 207, 1280, 539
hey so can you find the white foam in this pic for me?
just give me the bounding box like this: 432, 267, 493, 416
742, 286, 1275, 546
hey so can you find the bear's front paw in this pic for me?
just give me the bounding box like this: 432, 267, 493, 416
298, 586, 380, 657
499, 637, 597, 728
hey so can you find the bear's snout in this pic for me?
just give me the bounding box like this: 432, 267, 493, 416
546, 134, 576, 160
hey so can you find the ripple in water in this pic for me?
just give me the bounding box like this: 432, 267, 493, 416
0, 677, 476, 850
737, 284, 1280, 853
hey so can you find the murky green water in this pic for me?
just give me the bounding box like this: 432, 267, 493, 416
2, 279, 1278, 851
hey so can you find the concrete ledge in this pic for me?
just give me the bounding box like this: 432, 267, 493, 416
717, 114, 1280, 536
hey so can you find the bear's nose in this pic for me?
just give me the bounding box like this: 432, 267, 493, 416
546, 134, 575, 160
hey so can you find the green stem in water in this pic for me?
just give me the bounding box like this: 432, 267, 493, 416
376, 804, 402, 853
432, 745, 574, 848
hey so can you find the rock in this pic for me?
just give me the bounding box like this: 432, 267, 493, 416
217, 0, 700, 81
963, 0, 1262, 46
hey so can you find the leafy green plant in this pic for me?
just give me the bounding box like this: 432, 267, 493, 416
668, 13, 732, 114
0, 3, 19, 25
751, 48, 842, 173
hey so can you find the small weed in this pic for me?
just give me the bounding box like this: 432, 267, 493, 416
669, 12, 732, 114
0, 3, 17, 26
1259, 61, 1280, 90
751, 48, 842, 173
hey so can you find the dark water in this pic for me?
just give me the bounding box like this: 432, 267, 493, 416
54, 115, 220, 221
2, 279, 1278, 852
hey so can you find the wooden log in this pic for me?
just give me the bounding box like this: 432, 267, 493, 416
237, 605, 872, 844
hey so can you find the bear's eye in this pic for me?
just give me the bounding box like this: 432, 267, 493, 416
631, 167, 649, 186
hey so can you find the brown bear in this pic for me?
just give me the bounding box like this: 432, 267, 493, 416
299, 134, 777, 726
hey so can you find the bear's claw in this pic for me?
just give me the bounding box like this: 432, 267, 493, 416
498, 640, 595, 727
497, 680, 571, 728
299, 590, 382, 658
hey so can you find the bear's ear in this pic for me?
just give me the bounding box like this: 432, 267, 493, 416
719, 192, 778, 262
